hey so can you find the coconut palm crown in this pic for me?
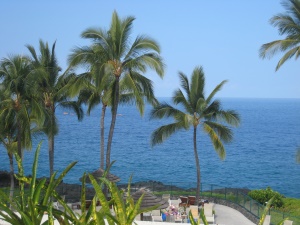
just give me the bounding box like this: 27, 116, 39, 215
150, 66, 240, 204
260, 0, 300, 70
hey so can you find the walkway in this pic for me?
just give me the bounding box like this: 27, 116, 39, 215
214, 204, 256, 225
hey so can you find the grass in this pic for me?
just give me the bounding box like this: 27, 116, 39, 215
281, 198, 300, 217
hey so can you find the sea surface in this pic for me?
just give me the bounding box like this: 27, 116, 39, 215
0, 98, 300, 198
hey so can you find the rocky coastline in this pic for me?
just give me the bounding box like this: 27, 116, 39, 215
0, 170, 250, 203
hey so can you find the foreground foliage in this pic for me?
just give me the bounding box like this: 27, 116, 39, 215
0, 142, 76, 225
0, 143, 157, 225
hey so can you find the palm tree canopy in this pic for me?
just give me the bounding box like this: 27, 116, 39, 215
27, 40, 83, 136
259, 0, 300, 70
0, 55, 39, 151
151, 66, 240, 159
69, 10, 164, 79
68, 11, 164, 115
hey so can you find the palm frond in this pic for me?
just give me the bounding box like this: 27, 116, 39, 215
260, 0, 300, 70
216, 110, 240, 127
276, 45, 300, 70
206, 80, 227, 104
178, 72, 190, 99
203, 122, 226, 159
124, 53, 164, 78
111, 11, 135, 58
150, 103, 183, 119
173, 89, 193, 113
190, 66, 205, 105
59, 101, 84, 121
151, 122, 186, 146
125, 35, 161, 59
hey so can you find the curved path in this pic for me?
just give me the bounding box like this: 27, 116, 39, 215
214, 204, 256, 225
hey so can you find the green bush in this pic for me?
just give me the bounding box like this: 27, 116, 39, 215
248, 187, 284, 208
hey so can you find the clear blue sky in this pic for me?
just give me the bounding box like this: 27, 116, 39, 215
1, 1, 299, 98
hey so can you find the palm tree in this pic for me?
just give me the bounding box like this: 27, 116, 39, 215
259, 0, 300, 70
0, 89, 18, 202
69, 62, 159, 170
69, 11, 164, 169
26, 40, 84, 177
150, 66, 240, 204
0, 112, 17, 202
0, 55, 42, 160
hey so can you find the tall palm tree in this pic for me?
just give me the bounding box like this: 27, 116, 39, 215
259, 0, 300, 70
150, 66, 240, 204
69, 11, 164, 169
0, 55, 42, 160
0, 111, 17, 202
0, 89, 18, 202
26, 40, 84, 177
69, 60, 159, 169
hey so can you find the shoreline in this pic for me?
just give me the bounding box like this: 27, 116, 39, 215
0, 172, 251, 202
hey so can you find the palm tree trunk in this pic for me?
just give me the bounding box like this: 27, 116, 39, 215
8, 152, 14, 205
49, 108, 55, 177
17, 120, 22, 161
100, 103, 106, 169
193, 126, 201, 205
106, 76, 120, 169
49, 135, 54, 177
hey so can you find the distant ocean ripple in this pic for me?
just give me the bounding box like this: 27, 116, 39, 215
0, 98, 299, 198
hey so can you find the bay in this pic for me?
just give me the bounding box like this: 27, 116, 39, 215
0, 98, 299, 198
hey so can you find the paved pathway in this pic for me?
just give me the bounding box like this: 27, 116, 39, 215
214, 204, 256, 225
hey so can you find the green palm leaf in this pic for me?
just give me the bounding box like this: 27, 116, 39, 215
260, 0, 300, 70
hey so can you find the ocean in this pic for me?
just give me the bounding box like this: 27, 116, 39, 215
0, 98, 299, 198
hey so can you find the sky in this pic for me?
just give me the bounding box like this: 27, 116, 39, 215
0, 1, 299, 99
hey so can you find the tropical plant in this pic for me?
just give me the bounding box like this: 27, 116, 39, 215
0, 142, 76, 225
249, 187, 284, 208
68, 10, 164, 169
150, 66, 240, 204
0, 55, 44, 161
26, 40, 84, 177
259, 0, 300, 71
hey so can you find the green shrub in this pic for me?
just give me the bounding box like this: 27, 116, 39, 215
248, 187, 284, 208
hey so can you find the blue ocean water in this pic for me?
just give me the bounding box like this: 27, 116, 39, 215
0, 98, 299, 198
